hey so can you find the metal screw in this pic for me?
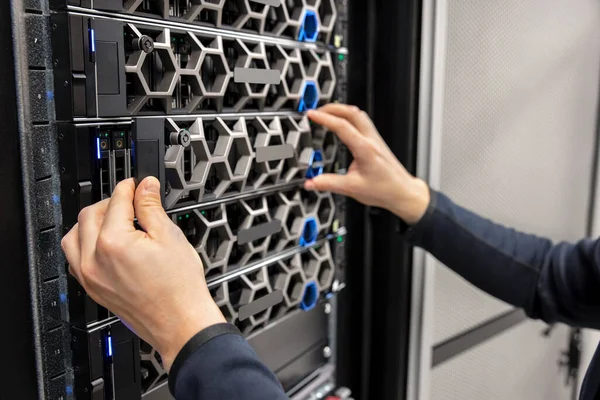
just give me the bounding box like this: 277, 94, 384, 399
134, 35, 154, 54
58, 133, 64, 140
70, 189, 75, 195
324, 303, 331, 314
323, 346, 331, 358
179, 129, 191, 147
171, 129, 191, 147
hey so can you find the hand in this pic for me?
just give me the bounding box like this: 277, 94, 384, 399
305, 104, 430, 224
61, 177, 225, 371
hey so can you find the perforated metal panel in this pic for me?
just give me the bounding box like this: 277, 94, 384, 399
432, 321, 571, 400
433, 0, 600, 345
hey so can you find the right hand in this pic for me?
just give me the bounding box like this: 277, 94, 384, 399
305, 104, 430, 224
61, 177, 225, 371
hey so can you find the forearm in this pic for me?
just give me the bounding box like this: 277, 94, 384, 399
169, 324, 287, 400
403, 188, 552, 316
402, 187, 600, 327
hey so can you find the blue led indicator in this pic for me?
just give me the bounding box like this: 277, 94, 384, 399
298, 81, 319, 112
298, 10, 319, 43
66, 385, 73, 395
52, 194, 60, 204
300, 281, 319, 311
107, 335, 113, 357
46, 90, 54, 100
96, 137, 101, 159
299, 217, 318, 247
60, 293, 67, 303
90, 29, 96, 53
305, 149, 324, 179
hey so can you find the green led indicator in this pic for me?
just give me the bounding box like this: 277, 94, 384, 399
201, 211, 206, 215
178, 216, 182, 221
338, 54, 345, 61
185, 214, 190, 219
337, 236, 343, 243
120, 132, 124, 137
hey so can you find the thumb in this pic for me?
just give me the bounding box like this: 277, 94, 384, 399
134, 177, 172, 238
305, 173, 351, 196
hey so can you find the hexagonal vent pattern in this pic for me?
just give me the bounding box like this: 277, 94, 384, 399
163, 116, 337, 208
139, 241, 337, 394
123, 24, 337, 114
173, 189, 336, 277
109, 0, 338, 43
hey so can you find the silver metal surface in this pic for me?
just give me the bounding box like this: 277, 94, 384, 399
250, 0, 281, 6
234, 67, 282, 85
88, 316, 120, 332
73, 110, 304, 124
407, 0, 446, 398
67, 6, 348, 53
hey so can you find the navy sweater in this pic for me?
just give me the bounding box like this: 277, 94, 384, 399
170, 190, 600, 399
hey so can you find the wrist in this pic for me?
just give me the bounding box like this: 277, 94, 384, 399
389, 177, 430, 225
158, 299, 226, 371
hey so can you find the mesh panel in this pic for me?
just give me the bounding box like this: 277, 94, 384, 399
433, 0, 600, 345
432, 321, 571, 400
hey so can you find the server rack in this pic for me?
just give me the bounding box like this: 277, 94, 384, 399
1, 0, 422, 399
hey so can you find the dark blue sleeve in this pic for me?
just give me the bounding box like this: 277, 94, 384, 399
407, 189, 600, 329
170, 326, 287, 400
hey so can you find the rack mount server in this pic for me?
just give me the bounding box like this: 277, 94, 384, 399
3, 0, 351, 399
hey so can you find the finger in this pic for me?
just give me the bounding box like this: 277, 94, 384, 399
78, 198, 110, 256
134, 176, 172, 239
305, 173, 351, 196
101, 178, 137, 234
307, 110, 366, 157
318, 104, 378, 138
62, 224, 82, 280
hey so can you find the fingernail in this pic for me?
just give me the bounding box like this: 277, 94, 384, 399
304, 180, 316, 190
143, 177, 160, 195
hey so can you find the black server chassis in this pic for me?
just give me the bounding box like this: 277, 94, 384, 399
48, 2, 349, 400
